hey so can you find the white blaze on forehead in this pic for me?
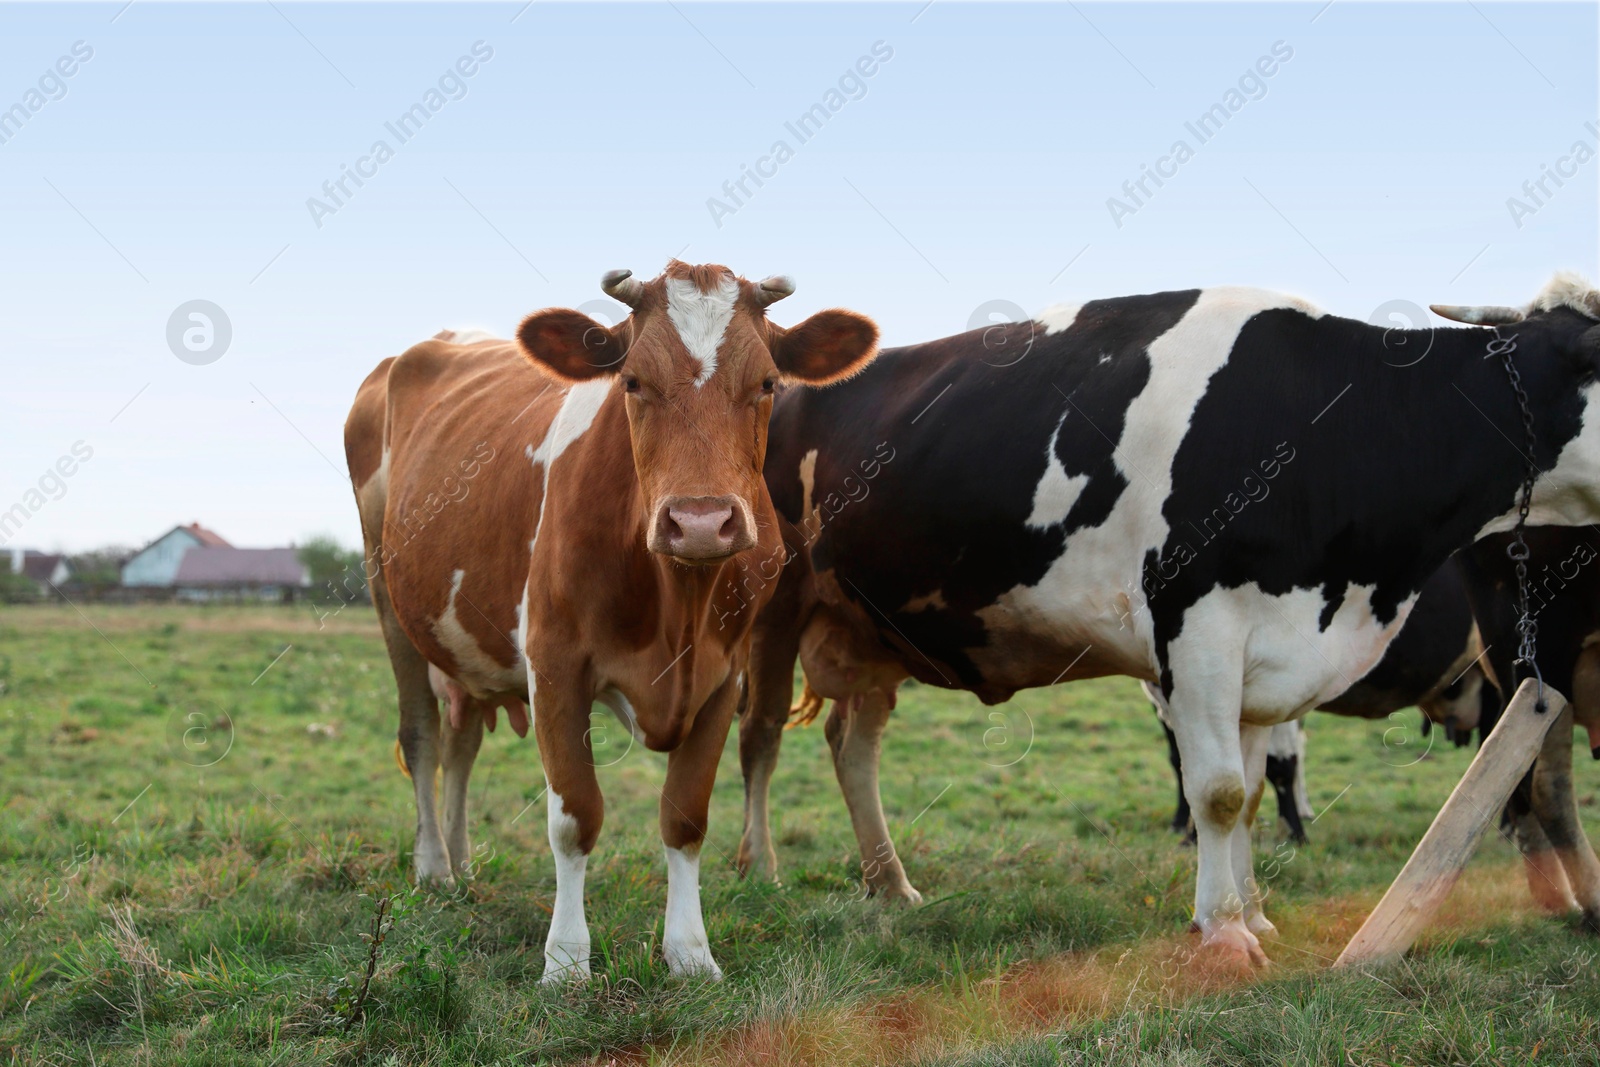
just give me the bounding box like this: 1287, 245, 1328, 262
665, 274, 740, 388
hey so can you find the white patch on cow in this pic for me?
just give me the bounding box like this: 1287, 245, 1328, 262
530, 378, 612, 472
979, 288, 1329, 686
1506, 378, 1600, 532
1036, 304, 1082, 335
597, 685, 644, 743
443, 326, 499, 345
517, 577, 535, 702
902, 590, 948, 613
798, 449, 819, 520
1169, 581, 1413, 725
663, 844, 721, 978
665, 274, 739, 388
1026, 414, 1090, 529
433, 568, 520, 696
370, 445, 390, 496
542, 790, 591, 982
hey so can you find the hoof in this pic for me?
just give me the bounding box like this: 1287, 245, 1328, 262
665, 946, 723, 980
1524, 851, 1578, 915
540, 957, 592, 985
1246, 912, 1279, 939
870, 881, 924, 906
1198, 920, 1269, 969
735, 841, 778, 882
414, 868, 456, 889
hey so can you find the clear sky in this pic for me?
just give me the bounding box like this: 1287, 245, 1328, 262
1, 1, 1595, 553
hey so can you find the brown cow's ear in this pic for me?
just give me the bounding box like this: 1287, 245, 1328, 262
516, 308, 627, 382
771, 309, 879, 385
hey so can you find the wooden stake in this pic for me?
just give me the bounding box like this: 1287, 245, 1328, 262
1334, 677, 1566, 969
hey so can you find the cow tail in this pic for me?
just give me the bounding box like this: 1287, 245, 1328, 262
788, 678, 826, 728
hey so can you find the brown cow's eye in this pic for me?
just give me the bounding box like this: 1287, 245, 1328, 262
623, 375, 642, 394
761, 378, 776, 394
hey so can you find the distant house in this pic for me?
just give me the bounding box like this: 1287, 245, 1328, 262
121, 523, 231, 587
5, 548, 72, 594
173, 547, 310, 601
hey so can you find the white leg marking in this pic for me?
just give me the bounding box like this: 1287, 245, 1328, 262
1238, 723, 1277, 939
542, 790, 591, 983
1290, 722, 1315, 820
1164, 618, 1264, 965
663, 844, 721, 978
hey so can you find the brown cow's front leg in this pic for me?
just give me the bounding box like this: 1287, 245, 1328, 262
661, 677, 739, 978
825, 692, 921, 903
535, 680, 603, 983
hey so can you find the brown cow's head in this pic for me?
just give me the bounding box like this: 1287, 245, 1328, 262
516, 261, 878, 564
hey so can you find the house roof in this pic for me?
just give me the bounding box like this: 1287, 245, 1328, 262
20, 553, 67, 583
174, 547, 308, 587
182, 523, 232, 548
129, 522, 233, 559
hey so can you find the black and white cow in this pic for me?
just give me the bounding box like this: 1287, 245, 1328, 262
736, 274, 1600, 966
1460, 525, 1600, 930
1149, 554, 1493, 844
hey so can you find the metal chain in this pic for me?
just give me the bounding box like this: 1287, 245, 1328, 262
1489, 330, 1546, 712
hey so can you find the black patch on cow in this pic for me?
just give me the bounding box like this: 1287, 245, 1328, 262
1144, 307, 1595, 674
1322, 556, 1476, 717
768, 290, 1199, 687
1462, 526, 1600, 728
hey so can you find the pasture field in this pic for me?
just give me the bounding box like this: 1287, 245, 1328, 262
3, 604, 1600, 1066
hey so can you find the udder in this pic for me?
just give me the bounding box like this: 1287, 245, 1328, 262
427, 662, 529, 737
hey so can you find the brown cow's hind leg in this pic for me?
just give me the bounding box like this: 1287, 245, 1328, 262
370, 570, 454, 884
825, 692, 921, 903
440, 707, 486, 876
737, 568, 805, 881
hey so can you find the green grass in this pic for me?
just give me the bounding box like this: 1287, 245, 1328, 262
2, 604, 1599, 1065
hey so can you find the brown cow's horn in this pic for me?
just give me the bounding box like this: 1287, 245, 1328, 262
1429, 304, 1525, 326
756, 275, 796, 306
601, 269, 645, 308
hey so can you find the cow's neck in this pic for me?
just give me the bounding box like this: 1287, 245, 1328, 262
1372, 321, 1585, 592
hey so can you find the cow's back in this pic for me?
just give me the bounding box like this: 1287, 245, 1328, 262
348, 337, 561, 699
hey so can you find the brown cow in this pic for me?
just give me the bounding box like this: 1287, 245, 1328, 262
345, 262, 877, 982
